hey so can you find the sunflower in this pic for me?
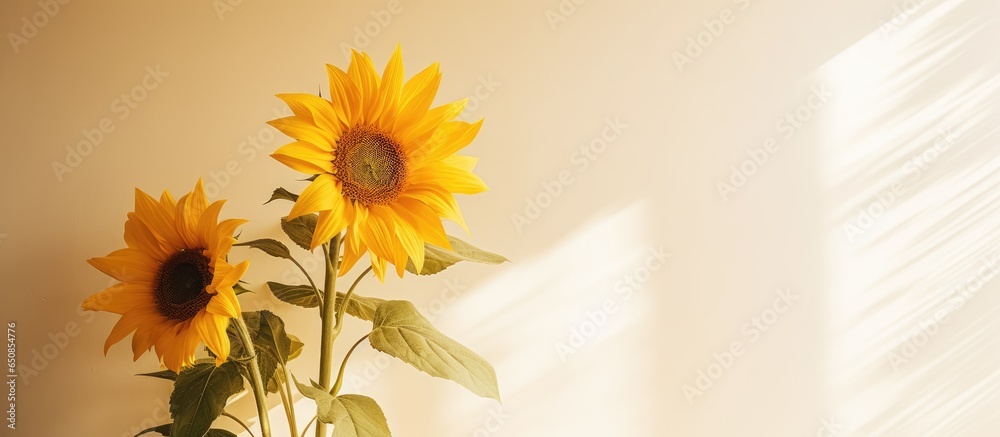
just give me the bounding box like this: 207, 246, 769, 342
269, 46, 488, 280
82, 180, 249, 372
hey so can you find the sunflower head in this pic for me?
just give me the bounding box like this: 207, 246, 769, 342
82, 180, 248, 372
269, 45, 488, 281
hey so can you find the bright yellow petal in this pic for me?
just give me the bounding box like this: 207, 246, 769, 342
134, 188, 186, 251
386, 206, 424, 274
81, 283, 153, 315
103, 306, 157, 355
396, 63, 441, 132
272, 141, 334, 173
398, 99, 468, 149
410, 162, 488, 195
377, 45, 404, 129
369, 251, 388, 282
87, 248, 158, 283
327, 64, 360, 126
124, 215, 170, 262
338, 230, 368, 276
349, 50, 382, 122
268, 116, 336, 151
276, 93, 343, 138
194, 312, 231, 365
311, 204, 347, 250
206, 285, 241, 319
288, 174, 340, 219
413, 120, 483, 167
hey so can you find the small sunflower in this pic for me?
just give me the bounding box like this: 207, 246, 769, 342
82, 180, 249, 372
269, 45, 488, 280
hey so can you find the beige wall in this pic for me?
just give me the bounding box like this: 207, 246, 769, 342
3, 0, 1000, 435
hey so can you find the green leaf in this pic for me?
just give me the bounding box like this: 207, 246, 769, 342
168, 362, 244, 437
268, 282, 319, 308
235, 238, 292, 259
336, 292, 386, 322
281, 214, 318, 250
233, 282, 254, 296
368, 300, 500, 401
227, 311, 293, 394
135, 423, 171, 436
288, 334, 304, 361
136, 369, 178, 381
135, 424, 237, 437
266, 187, 299, 204
405, 235, 508, 276
294, 379, 392, 436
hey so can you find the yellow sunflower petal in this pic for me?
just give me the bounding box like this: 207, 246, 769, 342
81, 283, 152, 315
369, 251, 388, 282
396, 63, 441, 131
268, 116, 336, 151
327, 64, 360, 126
134, 188, 186, 251
132, 316, 171, 361
87, 248, 158, 283
124, 215, 170, 262
197, 200, 226, 250
194, 312, 231, 366
401, 184, 468, 231
288, 174, 340, 219
276, 93, 343, 138
206, 285, 241, 319
312, 204, 347, 251
393, 197, 451, 249
413, 120, 483, 166
411, 161, 488, 195
377, 45, 404, 129
103, 307, 157, 355
159, 191, 177, 215
339, 231, 368, 276
272, 141, 334, 174
349, 50, 382, 122
385, 206, 424, 274
398, 99, 468, 148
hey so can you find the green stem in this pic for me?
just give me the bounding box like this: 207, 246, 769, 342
334, 266, 372, 336
222, 411, 255, 437
331, 334, 370, 396
301, 416, 317, 437
233, 316, 272, 437
289, 255, 323, 310
315, 234, 342, 437
276, 364, 298, 437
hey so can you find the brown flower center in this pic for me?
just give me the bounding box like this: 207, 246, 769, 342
334, 124, 407, 205
155, 249, 213, 321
